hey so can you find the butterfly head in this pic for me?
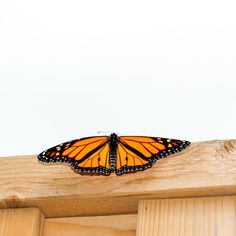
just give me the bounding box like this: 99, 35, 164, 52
108, 133, 119, 144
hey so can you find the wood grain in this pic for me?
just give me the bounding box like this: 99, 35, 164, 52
136, 196, 236, 236
1, 140, 236, 217
44, 214, 136, 236
0, 208, 44, 236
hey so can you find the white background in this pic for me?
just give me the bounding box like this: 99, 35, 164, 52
0, 0, 235, 156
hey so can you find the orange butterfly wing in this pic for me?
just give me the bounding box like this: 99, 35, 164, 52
116, 136, 190, 175
38, 136, 111, 175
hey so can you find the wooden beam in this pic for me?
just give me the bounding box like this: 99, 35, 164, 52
136, 196, 236, 236
0, 208, 44, 236
0, 140, 236, 217
44, 214, 136, 236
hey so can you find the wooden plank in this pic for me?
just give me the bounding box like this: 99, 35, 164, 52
0, 140, 236, 217
136, 196, 236, 236
0, 208, 44, 236
44, 214, 136, 236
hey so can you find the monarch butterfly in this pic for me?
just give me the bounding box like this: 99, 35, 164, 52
38, 133, 190, 176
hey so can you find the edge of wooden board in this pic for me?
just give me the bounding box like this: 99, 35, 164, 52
1, 140, 236, 217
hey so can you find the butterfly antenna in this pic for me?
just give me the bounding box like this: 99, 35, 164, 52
97, 130, 113, 135
97, 131, 124, 135
116, 131, 124, 135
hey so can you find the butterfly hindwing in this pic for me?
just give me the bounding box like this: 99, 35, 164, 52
38, 136, 111, 175
116, 136, 190, 175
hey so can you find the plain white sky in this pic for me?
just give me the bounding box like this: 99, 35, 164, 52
0, 0, 236, 156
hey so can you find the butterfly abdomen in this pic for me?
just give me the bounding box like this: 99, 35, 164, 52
109, 133, 119, 171
109, 152, 116, 170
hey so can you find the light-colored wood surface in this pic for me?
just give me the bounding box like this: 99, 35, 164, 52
136, 196, 236, 236
1, 140, 236, 217
0, 208, 44, 236
44, 214, 136, 236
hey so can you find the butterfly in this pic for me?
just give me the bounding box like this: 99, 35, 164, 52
38, 133, 190, 176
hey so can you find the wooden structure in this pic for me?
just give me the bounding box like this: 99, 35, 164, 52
0, 140, 236, 235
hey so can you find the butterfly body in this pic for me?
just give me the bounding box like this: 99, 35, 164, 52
38, 133, 190, 176
108, 133, 119, 170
